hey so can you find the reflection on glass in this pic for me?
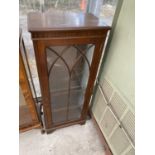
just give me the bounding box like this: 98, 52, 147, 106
46, 44, 94, 124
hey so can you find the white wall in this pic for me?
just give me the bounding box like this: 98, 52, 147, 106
92, 0, 135, 154
101, 0, 135, 107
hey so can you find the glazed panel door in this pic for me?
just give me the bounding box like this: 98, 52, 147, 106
46, 44, 95, 125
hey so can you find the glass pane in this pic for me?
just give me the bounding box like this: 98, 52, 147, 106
88, 0, 118, 26
44, 0, 89, 13
19, 18, 41, 98
46, 44, 95, 125
100, 0, 118, 25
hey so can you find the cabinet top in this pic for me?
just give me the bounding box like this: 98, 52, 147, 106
28, 11, 110, 32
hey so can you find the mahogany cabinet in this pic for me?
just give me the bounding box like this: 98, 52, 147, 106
28, 11, 111, 133
19, 32, 41, 132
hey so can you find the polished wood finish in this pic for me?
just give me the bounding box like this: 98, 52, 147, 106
28, 11, 110, 31
28, 11, 111, 132
19, 34, 41, 132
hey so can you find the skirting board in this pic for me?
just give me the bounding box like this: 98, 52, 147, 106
90, 110, 113, 155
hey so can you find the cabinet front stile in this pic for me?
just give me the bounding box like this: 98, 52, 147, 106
33, 40, 53, 129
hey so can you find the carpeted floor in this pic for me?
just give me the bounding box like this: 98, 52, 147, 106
19, 120, 106, 155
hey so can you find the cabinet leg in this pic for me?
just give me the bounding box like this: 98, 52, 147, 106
41, 129, 45, 134
46, 129, 56, 134
80, 121, 86, 125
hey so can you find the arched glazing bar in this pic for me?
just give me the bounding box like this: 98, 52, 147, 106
47, 46, 71, 76
46, 44, 94, 122
47, 47, 71, 77
72, 44, 94, 71
66, 45, 94, 120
